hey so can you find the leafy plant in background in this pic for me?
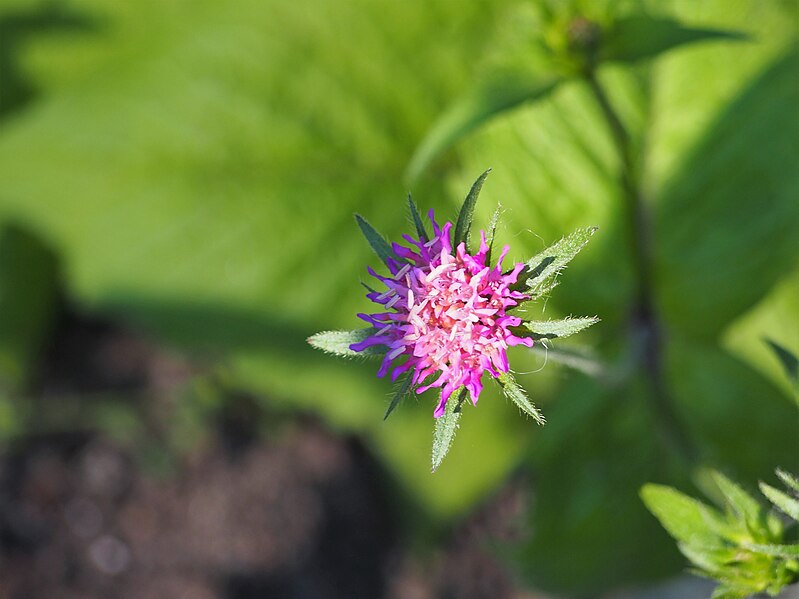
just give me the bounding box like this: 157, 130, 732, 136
642, 343, 799, 598
309, 170, 598, 470
409, 0, 799, 593
642, 469, 799, 599
0, 0, 797, 596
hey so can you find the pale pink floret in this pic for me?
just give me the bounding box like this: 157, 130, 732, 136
351, 211, 532, 418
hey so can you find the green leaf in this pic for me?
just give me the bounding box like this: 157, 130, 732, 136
453, 168, 491, 252
743, 543, 799, 558
518, 227, 598, 295
775, 469, 799, 494
307, 328, 383, 358
497, 372, 545, 424
406, 71, 563, 182
529, 344, 608, 379
407, 193, 429, 243
431, 387, 464, 473
640, 484, 729, 549
668, 341, 799, 483
710, 471, 774, 541
485, 202, 501, 266
355, 214, 397, 267
384, 374, 412, 421
519, 316, 599, 340
602, 15, 748, 64
764, 338, 799, 395
658, 47, 799, 336
759, 482, 799, 521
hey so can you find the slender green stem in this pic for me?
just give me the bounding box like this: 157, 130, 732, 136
586, 72, 695, 465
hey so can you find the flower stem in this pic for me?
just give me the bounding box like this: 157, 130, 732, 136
585, 72, 695, 466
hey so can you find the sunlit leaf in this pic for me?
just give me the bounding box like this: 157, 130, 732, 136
759, 482, 799, 520
407, 69, 563, 181
307, 329, 382, 358
640, 484, 729, 549
519, 227, 598, 295
743, 543, 799, 558
519, 316, 599, 340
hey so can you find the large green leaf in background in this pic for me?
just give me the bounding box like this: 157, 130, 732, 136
0, 0, 797, 594
0, 0, 544, 518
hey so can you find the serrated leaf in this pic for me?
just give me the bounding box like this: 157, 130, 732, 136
640, 484, 730, 548
497, 372, 545, 424
764, 338, 799, 395
453, 168, 491, 252
743, 542, 799, 558
775, 469, 799, 494
307, 328, 383, 358
759, 482, 799, 521
519, 316, 599, 340
384, 374, 412, 421
355, 214, 397, 267
485, 202, 501, 266
431, 387, 465, 473
602, 16, 748, 64
407, 193, 429, 243
519, 227, 598, 295
711, 471, 775, 542
406, 71, 563, 182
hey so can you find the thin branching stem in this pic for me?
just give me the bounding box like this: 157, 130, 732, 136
585, 71, 695, 466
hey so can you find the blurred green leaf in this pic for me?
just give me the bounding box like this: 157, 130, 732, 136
744, 543, 799, 558
0, 224, 60, 390
601, 16, 748, 64
759, 482, 799, 521
407, 69, 563, 182
515, 378, 687, 595
307, 328, 382, 358
498, 371, 545, 424
641, 484, 729, 549
711, 471, 775, 542
529, 344, 608, 379
776, 469, 799, 494
764, 338, 799, 396
519, 316, 599, 340
431, 387, 463, 473
668, 341, 799, 481
657, 47, 799, 337
453, 168, 491, 252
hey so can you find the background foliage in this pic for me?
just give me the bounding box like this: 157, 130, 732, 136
0, 0, 797, 596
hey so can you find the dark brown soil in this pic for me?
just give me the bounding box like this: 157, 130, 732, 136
0, 309, 535, 599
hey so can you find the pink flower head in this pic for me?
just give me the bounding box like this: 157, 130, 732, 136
350, 211, 533, 418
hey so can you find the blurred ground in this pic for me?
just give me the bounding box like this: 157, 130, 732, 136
0, 309, 538, 599
3, 309, 794, 599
